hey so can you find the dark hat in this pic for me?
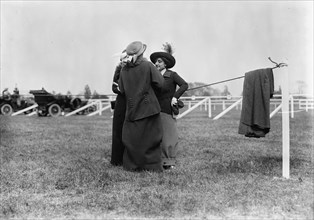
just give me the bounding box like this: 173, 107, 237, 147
150, 42, 176, 69
126, 41, 147, 56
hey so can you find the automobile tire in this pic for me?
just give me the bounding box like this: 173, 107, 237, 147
48, 104, 61, 117
0, 104, 13, 115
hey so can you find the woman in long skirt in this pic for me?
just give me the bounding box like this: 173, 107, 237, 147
150, 43, 188, 170
118, 41, 165, 172
110, 61, 126, 166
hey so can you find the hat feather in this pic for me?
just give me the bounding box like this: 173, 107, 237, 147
162, 42, 174, 55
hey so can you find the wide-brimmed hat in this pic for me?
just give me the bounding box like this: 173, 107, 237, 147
150, 42, 176, 69
125, 41, 147, 56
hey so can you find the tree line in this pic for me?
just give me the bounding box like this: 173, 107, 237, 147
51, 79, 308, 100
51, 85, 108, 100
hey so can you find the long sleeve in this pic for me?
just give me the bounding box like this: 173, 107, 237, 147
172, 72, 188, 99
112, 64, 123, 95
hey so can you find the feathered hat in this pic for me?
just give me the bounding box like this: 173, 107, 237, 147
150, 42, 176, 69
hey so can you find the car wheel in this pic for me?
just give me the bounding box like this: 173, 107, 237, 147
0, 104, 13, 115
48, 104, 61, 117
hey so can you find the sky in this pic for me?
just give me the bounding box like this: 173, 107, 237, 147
0, 1, 313, 96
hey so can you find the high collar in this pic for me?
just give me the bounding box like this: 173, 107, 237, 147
163, 69, 172, 78
160, 69, 167, 75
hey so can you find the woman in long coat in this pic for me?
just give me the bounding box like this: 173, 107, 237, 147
110, 53, 127, 166
150, 43, 188, 169
118, 41, 165, 172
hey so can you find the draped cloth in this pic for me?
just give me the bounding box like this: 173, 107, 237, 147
238, 68, 274, 138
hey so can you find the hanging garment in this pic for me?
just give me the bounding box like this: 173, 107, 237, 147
238, 68, 274, 138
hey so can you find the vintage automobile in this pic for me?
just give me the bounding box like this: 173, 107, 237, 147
29, 88, 95, 117
0, 88, 35, 115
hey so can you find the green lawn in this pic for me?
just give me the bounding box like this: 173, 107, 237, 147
0, 109, 313, 219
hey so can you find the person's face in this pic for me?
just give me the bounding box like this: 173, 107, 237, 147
155, 58, 166, 71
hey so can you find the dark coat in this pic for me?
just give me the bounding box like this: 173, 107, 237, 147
157, 70, 188, 115
112, 63, 123, 95
238, 68, 274, 137
119, 57, 164, 121
118, 56, 165, 172
111, 64, 126, 166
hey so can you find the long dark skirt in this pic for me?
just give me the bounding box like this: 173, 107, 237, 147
110, 94, 126, 166
160, 112, 179, 166
122, 114, 163, 172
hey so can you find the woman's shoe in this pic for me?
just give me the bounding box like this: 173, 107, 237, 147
163, 165, 175, 170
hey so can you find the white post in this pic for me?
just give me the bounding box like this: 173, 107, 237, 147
99, 100, 102, 116
306, 99, 309, 112
208, 97, 212, 118
290, 95, 294, 118
282, 65, 290, 179
87, 104, 111, 116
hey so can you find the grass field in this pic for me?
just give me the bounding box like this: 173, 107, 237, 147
0, 108, 313, 219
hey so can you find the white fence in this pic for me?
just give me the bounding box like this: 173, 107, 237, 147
4, 94, 313, 118
299, 99, 314, 111
177, 94, 313, 120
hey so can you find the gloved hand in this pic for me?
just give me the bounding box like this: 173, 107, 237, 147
171, 97, 178, 106
113, 82, 120, 92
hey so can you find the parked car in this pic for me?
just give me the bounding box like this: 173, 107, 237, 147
29, 88, 95, 117
0, 88, 35, 115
